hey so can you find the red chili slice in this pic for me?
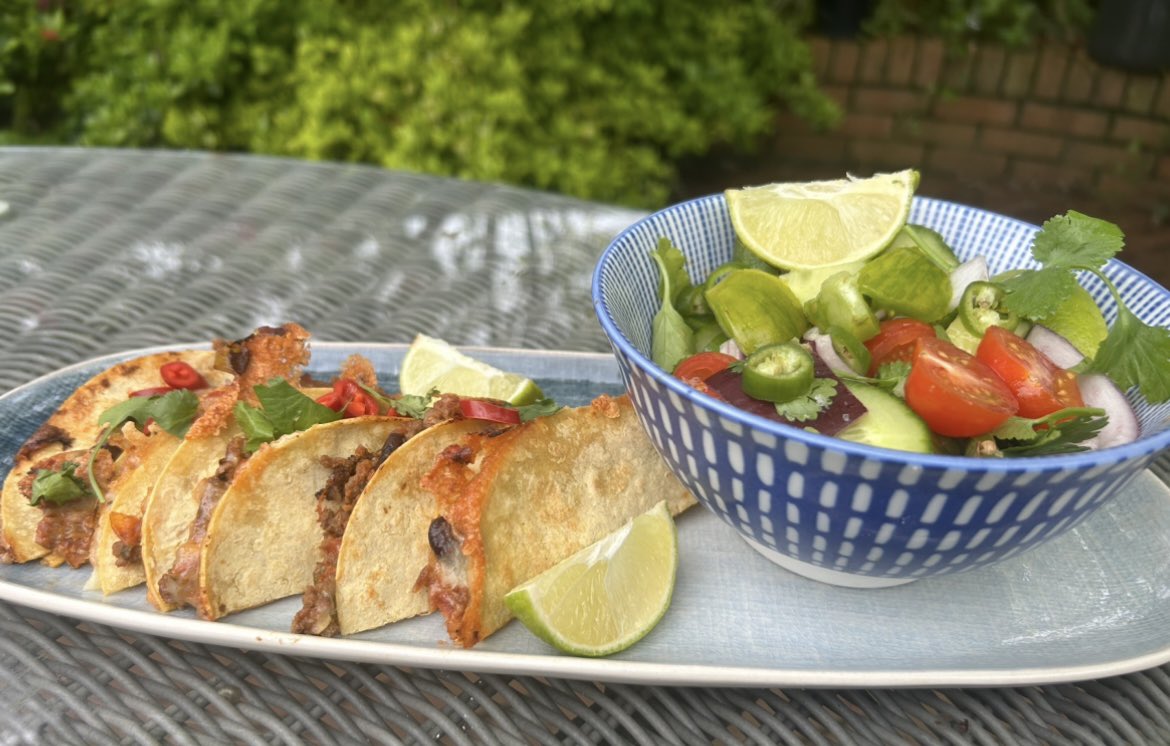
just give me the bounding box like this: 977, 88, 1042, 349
160, 361, 208, 390
344, 390, 380, 417
129, 386, 175, 398
316, 391, 344, 411
459, 399, 521, 424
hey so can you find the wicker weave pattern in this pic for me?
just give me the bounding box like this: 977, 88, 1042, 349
2, 149, 1169, 744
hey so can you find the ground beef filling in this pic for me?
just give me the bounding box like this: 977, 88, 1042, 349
19, 449, 115, 568
292, 432, 408, 636
157, 436, 249, 608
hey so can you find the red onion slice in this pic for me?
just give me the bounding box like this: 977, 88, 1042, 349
810, 331, 856, 377
1025, 324, 1085, 369
1077, 373, 1140, 450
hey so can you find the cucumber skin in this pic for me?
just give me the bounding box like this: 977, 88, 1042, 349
836, 381, 935, 454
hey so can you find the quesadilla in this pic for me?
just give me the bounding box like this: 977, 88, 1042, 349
415, 393, 696, 647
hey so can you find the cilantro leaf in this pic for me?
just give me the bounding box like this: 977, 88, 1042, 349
838, 361, 910, 398
233, 401, 277, 452
1087, 304, 1170, 403
97, 389, 200, 438
516, 398, 561, 422
389, 394, 432, 418
368, 383, 438, 419
774, 378, 837, 422
255, 379, 342, 432
999, 267, 1079, 319
992, 407, 1108, 457
29, 462, 89, 506
235, 379, 343, 452
650, 237, 694, 373
1032, 211, 1124, 270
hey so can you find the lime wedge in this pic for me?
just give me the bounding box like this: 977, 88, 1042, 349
1036, 284, 1109, 359
399, 334, 543, 404
504, 501, 678, 657
726, 170, 918, 271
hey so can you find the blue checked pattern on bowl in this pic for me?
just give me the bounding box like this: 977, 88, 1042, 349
593, 194, 1170, 584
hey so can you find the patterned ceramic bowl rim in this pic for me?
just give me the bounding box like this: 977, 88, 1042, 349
592, 194, 1170, 474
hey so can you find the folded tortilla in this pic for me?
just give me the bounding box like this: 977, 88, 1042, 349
0, 350, 227, 565
197, 416, 423, 621
87, 427, 183, 594
416, 394, 696, 647
331, 417, 500, 636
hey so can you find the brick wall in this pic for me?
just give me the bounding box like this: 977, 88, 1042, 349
698, 37, 1170, 210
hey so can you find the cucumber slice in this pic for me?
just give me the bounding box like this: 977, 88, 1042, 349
837, 381, 935, 454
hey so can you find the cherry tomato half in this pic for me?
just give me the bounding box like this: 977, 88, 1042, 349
673, 352, 738, 383
160, 361, 208, 390
459, 398, 521, 424
864, 318, 937, 375
904, 336, 1019, 438
975, 326, 1084, 419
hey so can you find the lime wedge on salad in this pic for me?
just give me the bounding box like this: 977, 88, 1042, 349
399, 334, 542, 405
726, 169, 918, 270
504, 501, 678, 657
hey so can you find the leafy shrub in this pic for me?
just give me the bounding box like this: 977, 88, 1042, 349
2, 0, 838, 208
866, 0, 1097, 47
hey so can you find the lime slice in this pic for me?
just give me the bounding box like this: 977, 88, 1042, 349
726, 170, 918, 271
399, 334, 543, 404
1036, 284, 1109, 359
504, 501, 678, 657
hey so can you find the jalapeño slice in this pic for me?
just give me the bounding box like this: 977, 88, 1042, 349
741, 341, 815, 403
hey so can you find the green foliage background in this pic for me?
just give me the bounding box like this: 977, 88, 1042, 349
2, 0, 838, 208
1, 1, 1097, 207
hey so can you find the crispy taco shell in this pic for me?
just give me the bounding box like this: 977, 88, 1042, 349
333, 417, 498, 636
141, 427, 239, 611
418, 394, 695, 647
1, 350, 227, 564
198, 416, 422, 621
86, 429, 183, 594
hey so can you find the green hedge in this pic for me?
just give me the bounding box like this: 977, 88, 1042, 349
2, 0, 839, 208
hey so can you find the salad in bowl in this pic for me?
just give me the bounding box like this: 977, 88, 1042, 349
649, 170, 1168, 459
592, 170, 1170, 586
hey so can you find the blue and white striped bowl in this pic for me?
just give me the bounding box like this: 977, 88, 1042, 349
592, 194, 1170, 587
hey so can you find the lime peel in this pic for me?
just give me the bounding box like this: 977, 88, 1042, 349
504, 501, 678, 657
727, 169, 918, 271
399, 333, 543, 405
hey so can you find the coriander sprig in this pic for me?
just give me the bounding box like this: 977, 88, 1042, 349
999, 211, 1170, 403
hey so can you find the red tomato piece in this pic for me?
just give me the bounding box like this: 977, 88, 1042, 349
459, 399, 521, 424
975, 326, 1084, 419
905, 336, 1019, 438
673, 352, 738, 382
864, 318, 937, 375
129, 386, 175, 398
159, 361, 208, 390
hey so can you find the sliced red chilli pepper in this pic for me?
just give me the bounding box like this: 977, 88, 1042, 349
316, 391, 344, 411
458, 399, 521, 424
344, 390, 380, 417
160, 361, 208, 390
